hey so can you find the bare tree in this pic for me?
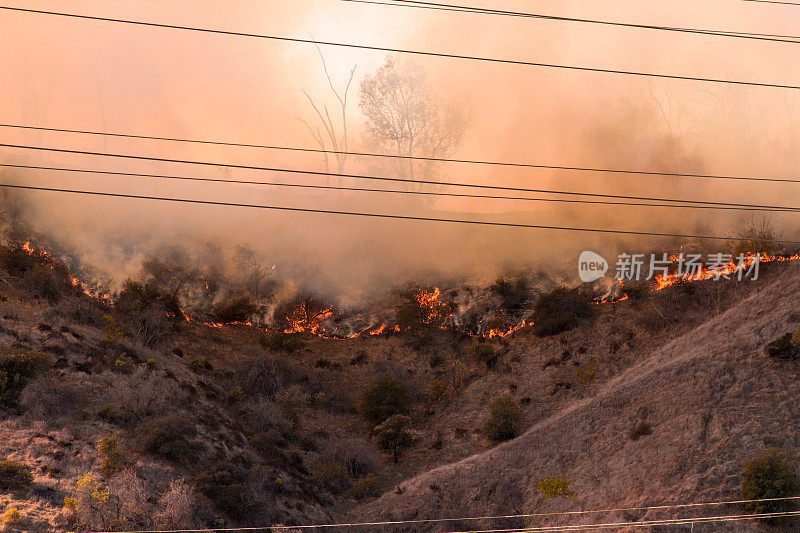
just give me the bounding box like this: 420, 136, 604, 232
359, 56, 469, 190
300, 44, 357, 184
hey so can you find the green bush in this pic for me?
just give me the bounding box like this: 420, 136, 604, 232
741, 448, 800, 514
531, 287, 594, 337
212, 294, 260, 323
765, 333, 800, 360
315, 462, 350, 494
470, 342, 497, 368
0, 459, 33, 491
483, 395, 522, 442
535, 476, 575, 499
350, 474, 382, 500
358, 376, 410, 425
97, 433, 124, 477
375, 414, 414, 463
0, 347, 51, 407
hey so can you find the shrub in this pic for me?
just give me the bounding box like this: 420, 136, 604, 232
115, 280, 182, 346
483, 395, 522, 442
97, 433, 124, 477
375, 414, 414, 463
535, 476, 575, 499
576, 357, 597, 385
0, 347, 51, 407
765, 333, 800, 360
350, 474, 382, 500
262, 332, 306, 354
622, 282, 651, 300
394, 284, 453, 332
323, 438, 379, 478
741, 448, 800, 514
212, 294, 260, 323
189, 358, 213, 373
103, 315, 127, 344
470, 342, 497, 368
0, 459, 33, 491
358, 376, 411, 425
426, 379, 450, 404
22, 264, 70, 303
195, 463, 275, 522
19, 376, 83, 419
1, 508, 21, 526
315, 462, 350, 493
629, 420, 652, 441
490, 277, 531, 313
0, 244, 39, 276
72, 470, 148, 530
135, 415, 205, 465
155, 479, 196, 530
531, 287, 594, 337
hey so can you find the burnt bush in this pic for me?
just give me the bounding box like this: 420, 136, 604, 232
212, 294, 260, 323
490, 277, 531, 314
358, 375, 411, 425
0, 347, 51, 408
531, 287, 595, 337
394, 284, 453, 333
765, 333, 800, 360
741, 448, 800, 514
622, 282, 651, 301
115, 280, 182, 346
0, 459, 32, 492
135, 414, 206, 465
483, 395, 522, 442
0, 245, 39, 276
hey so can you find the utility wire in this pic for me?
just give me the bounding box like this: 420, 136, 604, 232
3, 162, 800, 213
3, 182, 800, 244
73, 498, 800, 532
741, 0, 800, 5
1, 5, 800, 90
343, 0, 800, 44
3, 143, 800, 211
4, 122, 800, 185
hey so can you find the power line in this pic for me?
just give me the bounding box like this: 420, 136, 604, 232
343, 0, 800, 44
2, 6, 800, 91
5, 142, 800, 211
73, 497, 800, 532
3, 182, 800, 244
4, 122, 800, 185
3, 162, 800, 213
741, 0, 800, 5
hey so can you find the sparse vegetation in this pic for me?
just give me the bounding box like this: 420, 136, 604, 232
359, 376, 411, 425
0, 459, 33, 492
135, 414, 206, 465
535, 476, 575, 499
531, 287, 594, 337
741, 448, 800, 514
483, 395, 522, 442
350, 474, 382, 500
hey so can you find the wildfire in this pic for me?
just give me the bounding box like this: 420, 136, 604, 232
282, 302, 334, 334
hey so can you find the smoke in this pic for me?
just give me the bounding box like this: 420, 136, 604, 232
1, 0, 799, 307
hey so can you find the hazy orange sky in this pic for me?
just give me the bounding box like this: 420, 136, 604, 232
1, 0, 800, 299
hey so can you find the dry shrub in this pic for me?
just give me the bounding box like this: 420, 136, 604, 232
212, 294, 260, 323
0, 459, 32, 492
73, 470, 148, 531
44, 296, 104, 326
196, 463, 277, 523
322, 438, 380, 478
155, 479, 196, 530
135, 414, 206, 466
19, 376, 84, 419
308, 368, 353, 413
115, 280, 182, 346
0, 347, 51, 408
531, 287, 594, 337
106, 368, 181, 425
350, 474, 382, 500
483, 395, 522, 442
490, 277, 531, 314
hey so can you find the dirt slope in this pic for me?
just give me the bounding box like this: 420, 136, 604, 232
354, 263, 800, 531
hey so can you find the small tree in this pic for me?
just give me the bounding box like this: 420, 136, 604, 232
483, 395, 522, 442
97, 433, 124, 478
358, 376, 410, 425
375, 414, 414, 463
741, 448, 800, 514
